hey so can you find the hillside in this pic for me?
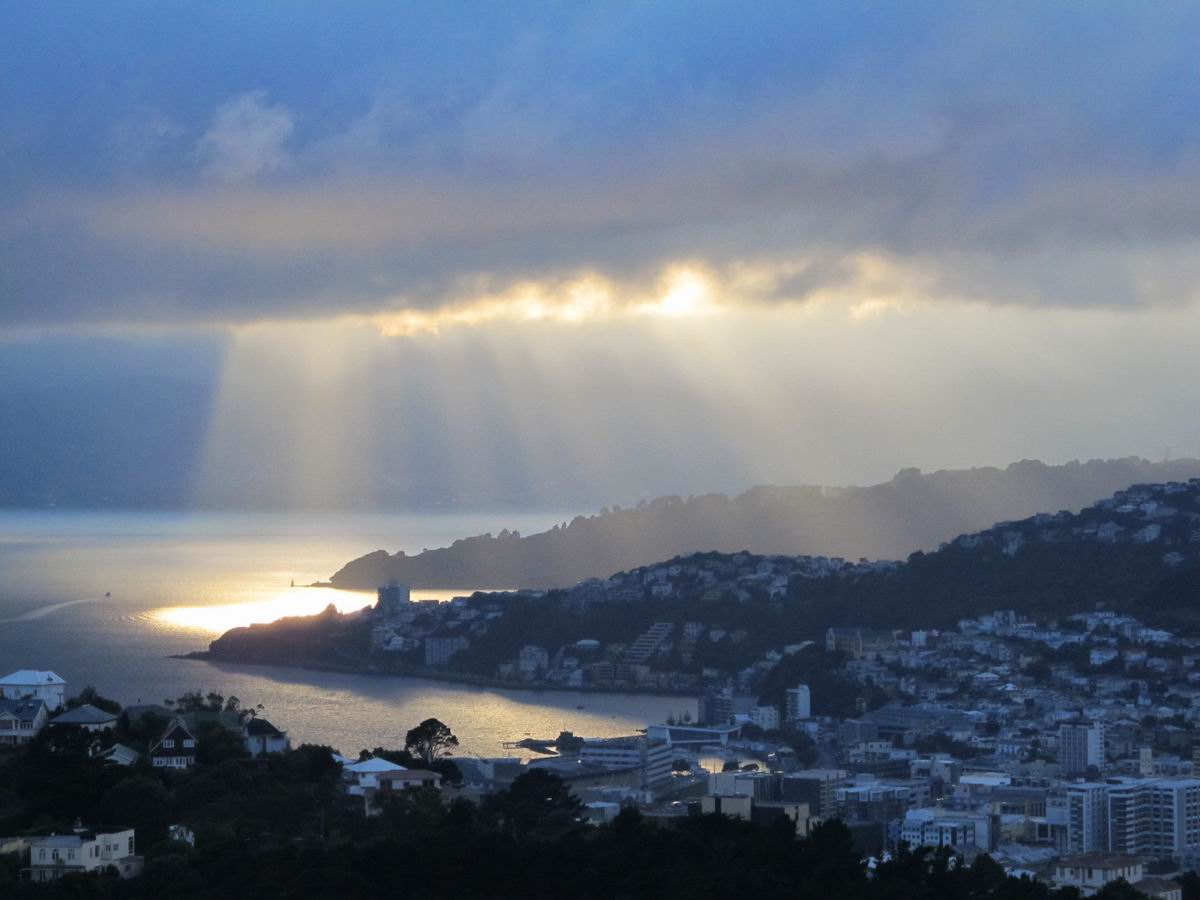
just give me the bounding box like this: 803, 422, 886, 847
207, 478, 1200, 680
329, 457, 1200, 589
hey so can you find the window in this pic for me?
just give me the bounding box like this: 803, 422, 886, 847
182, 739, 195, 748
162, 738, 175, 748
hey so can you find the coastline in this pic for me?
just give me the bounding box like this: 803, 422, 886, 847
174, 650, 700, 698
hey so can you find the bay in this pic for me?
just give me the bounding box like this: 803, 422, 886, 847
0, 511, 695, 756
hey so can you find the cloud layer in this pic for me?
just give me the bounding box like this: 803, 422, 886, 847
3, 2, 1200, 327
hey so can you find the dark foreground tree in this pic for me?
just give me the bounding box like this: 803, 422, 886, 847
483, 768, 583, 838
404, 718, 459, 765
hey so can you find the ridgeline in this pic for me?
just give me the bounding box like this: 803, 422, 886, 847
330, 458, 1200, 590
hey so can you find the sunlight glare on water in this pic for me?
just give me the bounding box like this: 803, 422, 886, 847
149, 587, 505, 634
149, 586, 376, 634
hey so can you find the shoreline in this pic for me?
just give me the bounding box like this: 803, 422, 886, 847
173, 651, 700, 699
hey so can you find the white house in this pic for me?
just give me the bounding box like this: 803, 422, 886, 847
0, 670, 65, 708
343, 756, 409, 796
364, 769, 444, 815
0, 698, 49, 745
28, 827, 142, 882
243, 717, 290, 757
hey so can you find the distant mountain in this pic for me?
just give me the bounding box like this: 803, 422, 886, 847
330, 457, 1200, 590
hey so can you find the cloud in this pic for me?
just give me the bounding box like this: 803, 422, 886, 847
3, 2, 1200, 328
195, 91, 295, 181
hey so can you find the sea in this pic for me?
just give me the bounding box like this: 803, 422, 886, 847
0, 510, 695, 757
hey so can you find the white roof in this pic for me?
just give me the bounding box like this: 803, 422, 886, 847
0, 670, 65, 686
345, 757, 407, 774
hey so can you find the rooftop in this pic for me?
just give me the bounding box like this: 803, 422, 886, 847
50, 704, 118, 726
0, 670, 64, 686
0, 698, 46, 721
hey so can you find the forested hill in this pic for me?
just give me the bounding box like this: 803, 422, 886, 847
785, 478, 1200, 633
330, 457, 1200, 590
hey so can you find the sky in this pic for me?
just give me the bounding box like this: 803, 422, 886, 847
2, 2, 1200, 509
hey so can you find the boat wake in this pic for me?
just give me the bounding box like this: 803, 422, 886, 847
0, 595, 107, 623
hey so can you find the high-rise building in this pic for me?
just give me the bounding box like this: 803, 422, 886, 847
1065, 783, 1110, 853
786, 685, 811, 724
375, 582, 411, 616
1063, 777, 1200, 862
1059, 721, 1105, 776
424, 636, 470, 667
781, 769, 846, 818
700, 689, 734, 726
1108, 778, 1200, 859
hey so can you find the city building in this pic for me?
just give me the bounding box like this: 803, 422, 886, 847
750, 705, 780, 731
646, 723, 741, 747
899, 809, 978, 853
700, 689, 734, 726
781, 769, 846, 818
1066, 783, 1110, 853
700, 794, 753, 820
580, 736, 673, 789
1059, 721, 1105, 776
1107, 777, 1200, 860
375, 582, 411, 615
786, 685, 811, 723
424, 636, 470, 667
1052, 854, 1143, 896
518, 645, 550, 674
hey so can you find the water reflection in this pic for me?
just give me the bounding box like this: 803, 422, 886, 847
149, 587, 501, 634
149, 587, 375, 634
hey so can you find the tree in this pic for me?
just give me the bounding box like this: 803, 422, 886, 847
195, 721, 248, 765
485, 768, 582, 837
404, 718, 459, 765
96, 776, 174, 847
66, 686, 122, 715
1095, 880, 1144, 900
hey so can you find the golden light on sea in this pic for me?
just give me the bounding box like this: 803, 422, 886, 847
148, 587, 375, 634
148, 586, 481, 635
